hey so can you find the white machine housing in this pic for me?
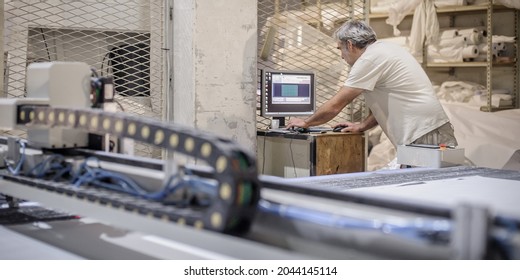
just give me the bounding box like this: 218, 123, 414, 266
25, 61, 91, 148
397, 144, 465, 168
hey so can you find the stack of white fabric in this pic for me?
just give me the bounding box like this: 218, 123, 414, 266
436, 80, 513, 108
427, 27, 486, 62
494, 0, 520, 9
469, 89, 514, 107
381, 32, 515, 64
436, 80, 486, 102
373, 0, 474, 37
475, 35, 516, 61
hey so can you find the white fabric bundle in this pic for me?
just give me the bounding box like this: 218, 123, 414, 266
386, 0, 422, 36
475, 36, 514, 61
468, 92, 513, 108
427, 45, 462, 62
492, 35, 516, 43
428, 36, 470, 62
494, 0, 520, 10
436, 81, 485, 103
436, 80, 513, 108
478, 42, 505, 54
425, 28, 516, 62
409, 0, 440, 56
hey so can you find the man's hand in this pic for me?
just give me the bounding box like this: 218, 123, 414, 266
286, 118, 308, 129
333, 122, 363, 132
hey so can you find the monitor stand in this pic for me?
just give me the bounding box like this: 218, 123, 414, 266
273, 117, 285, 128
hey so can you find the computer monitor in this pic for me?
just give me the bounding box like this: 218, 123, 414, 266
260, 69, 316, 127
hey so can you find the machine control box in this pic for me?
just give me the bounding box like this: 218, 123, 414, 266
397, 144, 465, 168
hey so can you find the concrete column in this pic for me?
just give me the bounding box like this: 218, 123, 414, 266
172, 0, 257, 152
1, 0, 4, 98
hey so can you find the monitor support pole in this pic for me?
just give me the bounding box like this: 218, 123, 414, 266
274, 117, 285, 128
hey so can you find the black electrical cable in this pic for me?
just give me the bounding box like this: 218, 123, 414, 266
100, 51, 110, 76
40, 28, 51, 61
262, 126, 268, 174
289, 137, 297, 177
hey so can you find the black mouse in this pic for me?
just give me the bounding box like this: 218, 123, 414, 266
333, 125, 348, 132
289, 127, 308, 133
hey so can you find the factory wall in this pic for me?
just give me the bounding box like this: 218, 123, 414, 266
2, 0, 258, 157
172, 0, 258, 154
0, 0, 4, 98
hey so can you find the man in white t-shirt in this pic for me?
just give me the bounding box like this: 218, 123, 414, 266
287, 19, 457, 148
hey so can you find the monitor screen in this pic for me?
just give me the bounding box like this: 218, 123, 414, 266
261, 69, 315, 120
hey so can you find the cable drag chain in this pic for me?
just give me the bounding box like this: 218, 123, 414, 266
14, 105, 261, 234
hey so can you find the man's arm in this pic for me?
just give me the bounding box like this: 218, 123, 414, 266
287, 86, 364, 128
334, 111, 378, 132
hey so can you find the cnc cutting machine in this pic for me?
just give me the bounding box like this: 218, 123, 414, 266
1, 62, 519, 260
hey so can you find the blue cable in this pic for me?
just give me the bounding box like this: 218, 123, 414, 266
71, 157, 217, 206
28, 154, 66, 178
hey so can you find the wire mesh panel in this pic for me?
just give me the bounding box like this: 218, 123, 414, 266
2, 0, 165, 158
257, 0, 368, 129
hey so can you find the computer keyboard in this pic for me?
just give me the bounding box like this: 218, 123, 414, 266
268, 126, 332, 133
307, 126, 332, 132
268, 128, 292, 133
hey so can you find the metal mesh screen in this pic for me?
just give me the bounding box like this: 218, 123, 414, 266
2, 0, 165, 158
257, 0, 368, 129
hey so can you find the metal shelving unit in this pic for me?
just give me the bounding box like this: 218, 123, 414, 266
368, 1, 519, 112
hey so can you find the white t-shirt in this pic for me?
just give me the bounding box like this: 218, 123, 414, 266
345, 41, 449, 146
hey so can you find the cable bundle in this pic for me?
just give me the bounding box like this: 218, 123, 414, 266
71, 157, 217, 207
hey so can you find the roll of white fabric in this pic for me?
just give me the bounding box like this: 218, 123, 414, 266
438, 36, 465, 48
491, 93, 513, 107
463, 32, 482, 45
469, 93, 514, 108
428, 44, 464, 62
462, 45, 479, 58
492, 35, 515, 43
478, 42, 505, 55
457, 28, 479, 36
493, 42, 506, 51
440, 29, 459, 39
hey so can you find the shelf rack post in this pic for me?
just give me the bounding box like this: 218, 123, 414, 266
515, 9, 519, 108
482, 0, 494, 112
